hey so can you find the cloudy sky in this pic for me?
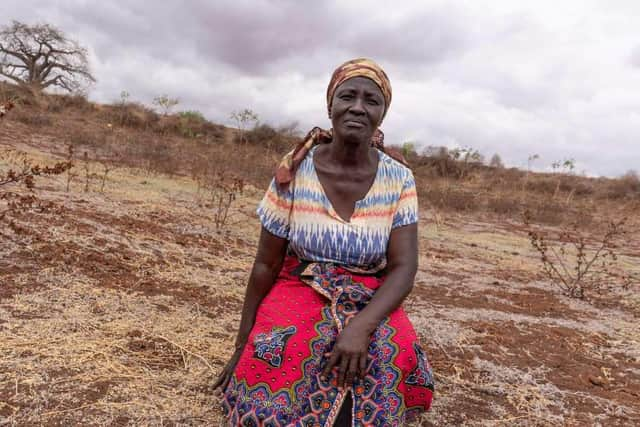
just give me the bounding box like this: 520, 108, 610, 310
3, 0, 639, 176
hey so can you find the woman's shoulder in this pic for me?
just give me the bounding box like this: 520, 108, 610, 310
378, 149, 414, 182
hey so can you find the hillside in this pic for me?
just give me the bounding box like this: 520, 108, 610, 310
1, 90, 639, 426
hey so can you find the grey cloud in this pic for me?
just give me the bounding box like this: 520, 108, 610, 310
3, 0, 640, 176
631, 45, 640, 68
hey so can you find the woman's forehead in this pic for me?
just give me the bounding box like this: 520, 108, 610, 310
336, 76, 383, 95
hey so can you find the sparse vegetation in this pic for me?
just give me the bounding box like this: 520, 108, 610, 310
524, 211, 635, 299
153, 94, 179, 116
230, 108, 258, 144
1, 81, 639, 426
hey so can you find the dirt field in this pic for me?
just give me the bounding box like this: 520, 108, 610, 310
1, 131, 639, 426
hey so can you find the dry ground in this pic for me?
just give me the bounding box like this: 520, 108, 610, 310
1, 138, 639, 426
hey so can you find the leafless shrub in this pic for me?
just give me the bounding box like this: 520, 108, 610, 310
524, 211, 634, 299
0, 149, 71, 190
203, 172, 245, 231
0, 100, 14, 117
98, 154, 119, 193
0, 149, 70, 228
65, 143, 77, 192
81, 151, 99, 192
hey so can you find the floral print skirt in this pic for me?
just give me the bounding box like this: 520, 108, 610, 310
222, 256, 433, 426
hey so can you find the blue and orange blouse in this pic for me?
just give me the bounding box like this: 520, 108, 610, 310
257, 145, 418, 271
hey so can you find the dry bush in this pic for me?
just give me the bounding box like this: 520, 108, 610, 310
0, 81, 35, 106
245, 123, 297, 157
67, 126, 107, 151
524, 212, 635, 299
45, 93, 94, 113
10, 109, 53, 127
417, 180, 478, 212
0, 100, 15, 117
486, 192, 521, 216
0, 149, 71, 227
246, 123, 278, 145
208, 172, 245, 231
0, 149, 71, 191
99, 102, 160, 130
604, 171, 640, 200
522, 198, 566, 226
134, 137, 179, 176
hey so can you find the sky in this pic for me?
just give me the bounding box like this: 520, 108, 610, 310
2, 0, 639, 177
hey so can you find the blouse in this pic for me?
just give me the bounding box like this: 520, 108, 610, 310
257, 145, 418, 270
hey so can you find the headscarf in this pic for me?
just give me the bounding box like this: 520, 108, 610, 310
275, 58, 406, 186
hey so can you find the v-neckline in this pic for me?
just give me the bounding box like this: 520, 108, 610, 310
310, 145, 381, 223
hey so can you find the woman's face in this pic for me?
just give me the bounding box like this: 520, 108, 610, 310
330, 76, 385, 144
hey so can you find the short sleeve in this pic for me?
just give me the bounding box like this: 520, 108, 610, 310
256, 178, 293, 239
392, 171, 419, 229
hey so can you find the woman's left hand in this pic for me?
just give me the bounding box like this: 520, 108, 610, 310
321, 321, 371, 389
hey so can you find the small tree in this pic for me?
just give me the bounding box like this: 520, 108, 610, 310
489, 153, 504, 168
153, 94, 179, 116
402, 141, 417, 160
450, 146, 483, 179
230, 109, 258, 144
0, 20, 95, 94
116, 90, 130, 125
551, 157, 576, 198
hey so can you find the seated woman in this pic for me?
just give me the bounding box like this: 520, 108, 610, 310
215, 58, 434, 426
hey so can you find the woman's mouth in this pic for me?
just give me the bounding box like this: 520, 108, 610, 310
344, 120, 365, 128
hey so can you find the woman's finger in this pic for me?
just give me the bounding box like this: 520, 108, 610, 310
358, 354, 367, 380
220, 372, 232, 392
345, 356, 358, 387
213, 369, 226, 389
321, 351, 340, 380
338, 355, 349, 388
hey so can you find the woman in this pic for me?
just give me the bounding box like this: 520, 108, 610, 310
214, 58, 434, 426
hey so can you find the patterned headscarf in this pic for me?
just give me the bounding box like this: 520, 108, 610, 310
275, 59, 406, 186
326, 57, 392, 122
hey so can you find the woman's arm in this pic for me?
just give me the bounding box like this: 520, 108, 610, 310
234, 226, 289, 348
321, 223, 418, 388
349, 222, 418, 333
214, 226, 288, 391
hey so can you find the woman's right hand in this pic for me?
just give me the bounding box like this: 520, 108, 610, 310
213, 346, 244, 394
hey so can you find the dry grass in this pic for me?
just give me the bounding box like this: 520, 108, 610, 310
1, 86, 640, 426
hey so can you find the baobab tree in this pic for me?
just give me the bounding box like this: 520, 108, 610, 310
0, 20, 95, 94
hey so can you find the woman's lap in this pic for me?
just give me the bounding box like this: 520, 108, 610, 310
222, 264, 433, 426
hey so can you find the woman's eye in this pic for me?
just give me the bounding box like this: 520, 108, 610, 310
368, 100, 380, 105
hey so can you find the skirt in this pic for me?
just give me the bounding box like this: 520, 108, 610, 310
222, 256, 433, 426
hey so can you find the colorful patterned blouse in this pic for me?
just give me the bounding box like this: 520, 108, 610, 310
257, 145, 418, 270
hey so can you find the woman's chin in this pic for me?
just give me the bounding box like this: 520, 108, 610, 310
336, 128, 372, 145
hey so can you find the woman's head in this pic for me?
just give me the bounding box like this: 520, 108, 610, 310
326, 58, 392, 122
326, 58, 391, 145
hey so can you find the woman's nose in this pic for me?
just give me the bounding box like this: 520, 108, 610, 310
348, 97, 366, 114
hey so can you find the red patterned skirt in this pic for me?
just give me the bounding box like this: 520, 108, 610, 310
222, 256, 433, 426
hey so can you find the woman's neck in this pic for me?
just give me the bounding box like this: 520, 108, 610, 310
327, 136, 374, 167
